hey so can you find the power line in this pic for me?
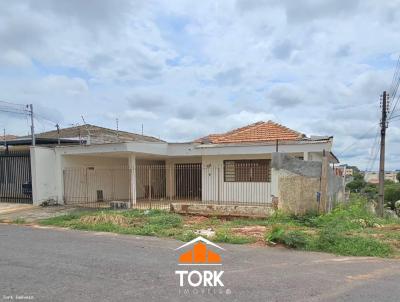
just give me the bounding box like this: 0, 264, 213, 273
365, 128, 380, 171
336, 123, 379, 156
388, 55, 400, 119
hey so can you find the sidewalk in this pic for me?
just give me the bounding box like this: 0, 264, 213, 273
0, 203, 77, 223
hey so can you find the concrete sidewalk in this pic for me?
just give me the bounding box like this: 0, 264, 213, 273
0, 203, 77, 223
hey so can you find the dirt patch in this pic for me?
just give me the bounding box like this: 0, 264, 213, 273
232, 226, 267, 240
379, 225, 400, 231
184, 215, 209, 225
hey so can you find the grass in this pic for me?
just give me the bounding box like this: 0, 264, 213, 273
38, 195, 400, 258
12, 218, 26, 224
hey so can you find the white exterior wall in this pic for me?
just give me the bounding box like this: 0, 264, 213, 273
61, 155, 130, 204
202, 155, 273, 204
30, 147, 58, 205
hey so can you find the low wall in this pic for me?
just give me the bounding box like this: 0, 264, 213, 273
272, 152, 344, 214
170, 203, 275, 218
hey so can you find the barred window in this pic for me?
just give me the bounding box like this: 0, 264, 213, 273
224, 159, 271, 182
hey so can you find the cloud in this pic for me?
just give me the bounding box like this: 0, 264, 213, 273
123, 109, 158, 120
40, 75, 89, 95
1, 0, 400, 170
128, 94, 166, 111
272, 40, 296, 60
214, 68, 242, 86
267, 84, 303, 107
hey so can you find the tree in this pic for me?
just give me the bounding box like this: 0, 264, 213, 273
385, 183, 400, 210
397, 172, 400, 183
346, 172, 366, 192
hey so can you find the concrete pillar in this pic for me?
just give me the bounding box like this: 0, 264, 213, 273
128, 155, 136, 207
320, 154, 329, 213
303, 152, 309, 161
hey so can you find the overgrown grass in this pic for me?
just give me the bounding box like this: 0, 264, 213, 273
39, 195, 400, 258
12, 218, 26, 224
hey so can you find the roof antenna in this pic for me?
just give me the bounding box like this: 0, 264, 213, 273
81, 115, 91, 145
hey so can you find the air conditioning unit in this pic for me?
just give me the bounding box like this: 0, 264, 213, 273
110, 201, 130, 210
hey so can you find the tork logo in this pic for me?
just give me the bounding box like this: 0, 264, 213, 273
175, 237, 230, 296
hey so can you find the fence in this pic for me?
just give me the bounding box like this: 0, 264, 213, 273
63, 163, 273, 209
0, 150, 32, 204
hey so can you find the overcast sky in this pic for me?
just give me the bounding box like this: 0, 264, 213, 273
1, 0, 400, 170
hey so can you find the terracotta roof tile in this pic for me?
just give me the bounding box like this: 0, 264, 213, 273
195, 121, 306, 144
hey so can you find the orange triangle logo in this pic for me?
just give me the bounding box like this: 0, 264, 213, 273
176, 237, 223, 264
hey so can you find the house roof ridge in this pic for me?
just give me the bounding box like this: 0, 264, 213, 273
266, 120, 306, 139
194, 120, 312, 144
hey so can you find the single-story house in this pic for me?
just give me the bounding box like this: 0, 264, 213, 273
27, 121, 342, 212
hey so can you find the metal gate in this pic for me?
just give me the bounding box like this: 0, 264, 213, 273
0, 150, 32, 204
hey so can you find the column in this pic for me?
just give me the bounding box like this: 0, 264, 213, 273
128, 155, 136, 207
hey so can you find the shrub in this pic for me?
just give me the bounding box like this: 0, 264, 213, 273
266, 226, 309, 249
281, 230, 309, 248
266, 226, 285, 243
313, 229, 392, 257
385, 183, 400, 210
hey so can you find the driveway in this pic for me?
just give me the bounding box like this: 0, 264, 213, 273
0, 204, 77, 223
0, 224, 399, 302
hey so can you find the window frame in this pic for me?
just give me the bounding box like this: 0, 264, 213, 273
223, 159, 271, 183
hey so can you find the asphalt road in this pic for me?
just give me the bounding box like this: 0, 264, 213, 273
0, 224, 399, 302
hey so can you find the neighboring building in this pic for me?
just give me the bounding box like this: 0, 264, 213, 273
1, 134, 18, 148
334, 164, 354, 186
364, 171, 399, 184
0, 124, 162, 204
25, 120, 343, 213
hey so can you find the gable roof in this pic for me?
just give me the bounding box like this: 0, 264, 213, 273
19, 124, 163, 144
195, 121, 306, 144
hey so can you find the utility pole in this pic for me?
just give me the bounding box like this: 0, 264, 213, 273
378, 91, 389, 217
116, 118, 119, 141
56, 124, 60, 145
28, 104, 35, 146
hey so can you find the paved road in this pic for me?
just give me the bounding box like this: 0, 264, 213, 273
0, 224, 399, 302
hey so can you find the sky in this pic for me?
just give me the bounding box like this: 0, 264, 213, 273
1, 0, 400, 170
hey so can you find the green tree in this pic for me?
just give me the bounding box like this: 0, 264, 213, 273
346, 173, 366, 192
385, 183, 400, 210
396, 172, 400, 183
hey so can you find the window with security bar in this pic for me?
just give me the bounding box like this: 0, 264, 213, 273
223, 159, 271, 182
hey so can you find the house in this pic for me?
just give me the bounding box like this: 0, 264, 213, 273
0, 124, 162, 204
28, 121, 343, 213
364, 171, 399, 184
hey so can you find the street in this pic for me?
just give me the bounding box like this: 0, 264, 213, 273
0, 224, 399, 302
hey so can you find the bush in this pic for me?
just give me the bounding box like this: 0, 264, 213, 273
266, 226, 285, 243
346, 173, 366, 192
313, 195, 380, 231
266, 226, 309, 249
281, 230, 309, 248
313, 229, 392, 257
385, 183, 400, 210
